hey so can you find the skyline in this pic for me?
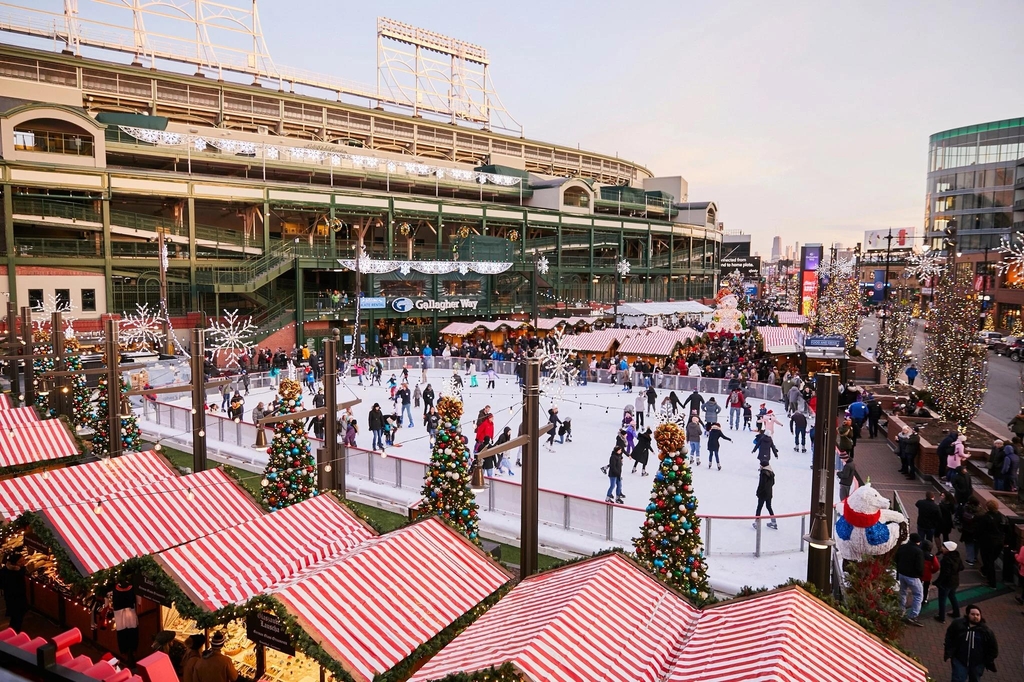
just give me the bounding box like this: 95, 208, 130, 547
8, 1, 1024, 255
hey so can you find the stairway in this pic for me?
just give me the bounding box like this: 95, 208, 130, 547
194, 239, 297, 293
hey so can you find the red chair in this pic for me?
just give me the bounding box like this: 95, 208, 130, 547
136, 651, 179, 682
51, 627, 83, 666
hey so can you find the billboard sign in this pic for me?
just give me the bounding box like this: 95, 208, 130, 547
872, 270, 886, 303
720, 255, 762, 279
864, 227, 916, 252
358, 297, 386, 309
800, 245, 824, 316
802, 246, 822, 272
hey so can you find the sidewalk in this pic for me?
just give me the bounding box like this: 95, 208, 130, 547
851, 433, 1024, 681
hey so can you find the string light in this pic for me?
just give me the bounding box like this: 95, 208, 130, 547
186, 488, 195, 501
93, 501, 103, 515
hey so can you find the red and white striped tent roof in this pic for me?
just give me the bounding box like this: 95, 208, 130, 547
756, 326, 805, 355
0, 394, 13, 410
272, 517, 511, 682
0, 450, 176, 522
439, 322, 480, 336
476, 319, 529, 331
0, 420, 80, 470
664, 588, 926, 681
775, 311, 809, 326
154, 494, 374, 610
535, 316, 594, 330
0, 406, 41, 428
41, 468, 263, 575
410, 553, 700, 682
412, 556, 927, 682
617, 328, 701, 357
561, 329, 636, 354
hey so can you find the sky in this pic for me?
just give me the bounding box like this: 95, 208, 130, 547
12, 1, 1024, 255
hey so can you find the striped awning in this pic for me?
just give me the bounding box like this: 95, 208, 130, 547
439, 322, 479, 336
410, 553, 699, 682
775, 311, 808, 325
273, 517, 511, 682
617, 329, 700, 357
536, 317, 595, 330
756, 326, 805, 354
0, 420, 80, 469
664, 589, 927, 681
411, 556, 927, 682
0, 407, 40, 428
561, 329, 635, 354
0, 451, 176, 522
42, 468, 263, 575
155, 494, 374, 610
0, 394, 13, 410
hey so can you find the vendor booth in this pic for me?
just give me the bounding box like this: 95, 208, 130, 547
616, 328, 700, 361
561, 329, 636, 357
802, 334, 850, 382
410, 553, 927, 682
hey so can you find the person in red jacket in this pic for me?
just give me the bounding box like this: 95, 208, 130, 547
474, 412, 494, 451
921, 540, 941, 607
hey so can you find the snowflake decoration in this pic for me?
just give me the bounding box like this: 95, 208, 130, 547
32, 294, 75, 329
831, 257, 855, 278
441, 373, 464, 401
995, 237, 1024, 275
616, 258, 631, 277
399, 262, 412, 276
906, 251, 945, 282
208, 309, 257, 368
537, 329, 579, 400
458, 263, 470, 275
656, 405, 689, 430
536, 256, 550, 276
120, 303, 165, 350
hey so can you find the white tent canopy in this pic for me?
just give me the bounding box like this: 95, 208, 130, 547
615, 301, 713, 316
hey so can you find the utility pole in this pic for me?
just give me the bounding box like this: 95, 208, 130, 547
319, 332, 343, 496
190, 328, 208, 472
806, 372, 839, 593
879, 229, 893, 342
5, 302, 18, 392
103, 318, 123, 459
158, 231, 174, 355
980, 244, 990, 330
21, 307, 34, 406
50, 311, 71, 420
520, 356, 542, 577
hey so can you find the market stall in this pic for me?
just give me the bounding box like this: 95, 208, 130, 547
410, 553, 927, 682
561, 329, 636, 357
616, 328, 700, 361
0, 393, 13, 410
0, 420, 81, 476
774, 311, 809, 326
0, 406, 44, 427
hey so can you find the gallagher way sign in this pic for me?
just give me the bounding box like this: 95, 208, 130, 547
391, 297, 481, 313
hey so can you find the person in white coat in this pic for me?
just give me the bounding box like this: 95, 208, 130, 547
762, 409, 783, 437
634, 392, 646, 428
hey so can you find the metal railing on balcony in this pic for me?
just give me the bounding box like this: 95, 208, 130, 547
12, 196, 101, 224
14, 129, 95, 156
195, 238, 295, 289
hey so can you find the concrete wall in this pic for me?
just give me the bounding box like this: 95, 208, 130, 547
643, 176, 688, 202
0, 267, 107, 319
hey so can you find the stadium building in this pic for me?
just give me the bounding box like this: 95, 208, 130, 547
0, 4, 721, 352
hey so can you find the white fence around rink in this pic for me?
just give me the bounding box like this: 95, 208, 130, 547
139, 355, 802, 558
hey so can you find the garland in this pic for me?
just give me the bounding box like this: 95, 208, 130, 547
428, 662, 520, 682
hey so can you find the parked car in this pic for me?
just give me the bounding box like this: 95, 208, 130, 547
991, 336, 1021, 356
979, 331, 1004, 346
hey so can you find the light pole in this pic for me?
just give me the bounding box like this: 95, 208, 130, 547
980, 244, 991, 330
805, 373, 839, 593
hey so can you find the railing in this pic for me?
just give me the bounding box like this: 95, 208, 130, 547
195, 238, 295, 288
14, 128, 95, 156
12, 196, 101, 223
13, 238, 102, 258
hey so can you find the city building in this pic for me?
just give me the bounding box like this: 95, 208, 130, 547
926, 117, 1024, 331
0, 10, 721, 353
770, 236, 782, 262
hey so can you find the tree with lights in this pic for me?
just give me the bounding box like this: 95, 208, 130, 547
875, 279, 914, 388
814, 258, 860, 349
261, 378, 317, 511
924, 262, 987, 430
633, 421, 710, 604
33, 329, 92, 427
420, 395, 480, 543
91, 375, 141, 456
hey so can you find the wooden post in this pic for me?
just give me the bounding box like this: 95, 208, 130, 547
50, 311, 70, 420
520, 357, 542, 578
321, 334, 342, 495
191, 329, 208, 472
5, 301, 18, 392
807, 373, 839, 593
103, 318, 122, 459
21, 307, 34, 406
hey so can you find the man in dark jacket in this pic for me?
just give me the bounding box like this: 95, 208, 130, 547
943, 604, 998, 681
895, 533, 925, 626
865, 396, 883, 438
368, 403, 385, 451
604, 445, 624, 504
937, 431, 957, 479
935, 540, 965, 622
422, 384, 435, 417
915, 491, 942, 543
681, 389, 705, 415
789, 411, 808, 453
753, 463, 777, 529
973, 500, 1005, 589
952, 465, 973, 506
398, 384, 413, 427
752, 430, 779, 466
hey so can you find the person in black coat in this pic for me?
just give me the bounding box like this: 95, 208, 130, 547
368, 403, 385, 451
952, 465, 973, 506
754, 463, 777, 529
605, 445, 624, 504
937, 431, 957, 479
915, 491, 942, 543
645, 386, 657, 415
546, 407, 562, 448
973, 500, 1005, 589
680, 389, 702, 415
938, 491, 956, 542
422, 384, 435, 417
934, 540, 965, 622
943, 605, 998, 679
866, 397, 883, 438
630, 427, 653, 475
705, 423, 732, 470
0, 551, 28, 632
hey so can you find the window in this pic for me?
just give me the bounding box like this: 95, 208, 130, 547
81, 288, 96, 312
379, 280, 426, 297
55, 289, 70, 310
27, 289, 43, 309
441, 280, 482, 296
13, 130, 35, 149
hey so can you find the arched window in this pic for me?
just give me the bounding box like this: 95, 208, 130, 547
563, 186, 590, 208
13, 118, 94, 157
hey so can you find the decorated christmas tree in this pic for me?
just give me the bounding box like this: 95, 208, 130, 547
261, 378, 317, 511
420, 395, 480, 543
91, 375, 141, 456
633, 422, 711, 603
815, 257, 860, 350
33, 328, 92, 427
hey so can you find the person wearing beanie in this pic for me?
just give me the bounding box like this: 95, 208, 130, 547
943, 604, 999, 681
934, 540, 965, 623
752, 462, 777, 530
181, 634, 206, 682
895, 533, 925, 626
974, 499, 1006, 589
193, 631, 237, 682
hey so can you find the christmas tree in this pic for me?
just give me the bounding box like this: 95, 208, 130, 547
875, 278, 914, 388
633, 422, 711, 603
842, 556, 904, 640
420, 395, 480, 543
91, 375, 141, 456
815, 257, 861, 350
33, 329, 92, 427
261, 378, 317, 511
924, 262, 987, 429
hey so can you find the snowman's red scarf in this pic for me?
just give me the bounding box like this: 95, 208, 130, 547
841, 500, 881, 527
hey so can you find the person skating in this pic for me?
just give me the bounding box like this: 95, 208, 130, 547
630, 427, 652, 476
368, 403, 385, 451
934, 540, 965, 623
605, 444, 625, 504
789, 410, 808, 453
895, 532, 925, 627
753, 462, 777, 530
702, 397, 721, 428
558, 417, 573, 443
422, 383, 435, 417
706, 423, 732, 470
742, 402, 752, 430
752, 428, 779, 466
686, 415, 704, 466
634, 392, 646, 428
680, 389, 702, 415
943, 605, 998, 681
727, 387, 745, 429
546, 406, 561, 451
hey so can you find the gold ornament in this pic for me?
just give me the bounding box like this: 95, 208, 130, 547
508, 229, 519, 242
458, 226, 470, 239
654, 422, 685, 454
436, 395, 464, 422
279, 378, 302, 401
398, 222, 411, 237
